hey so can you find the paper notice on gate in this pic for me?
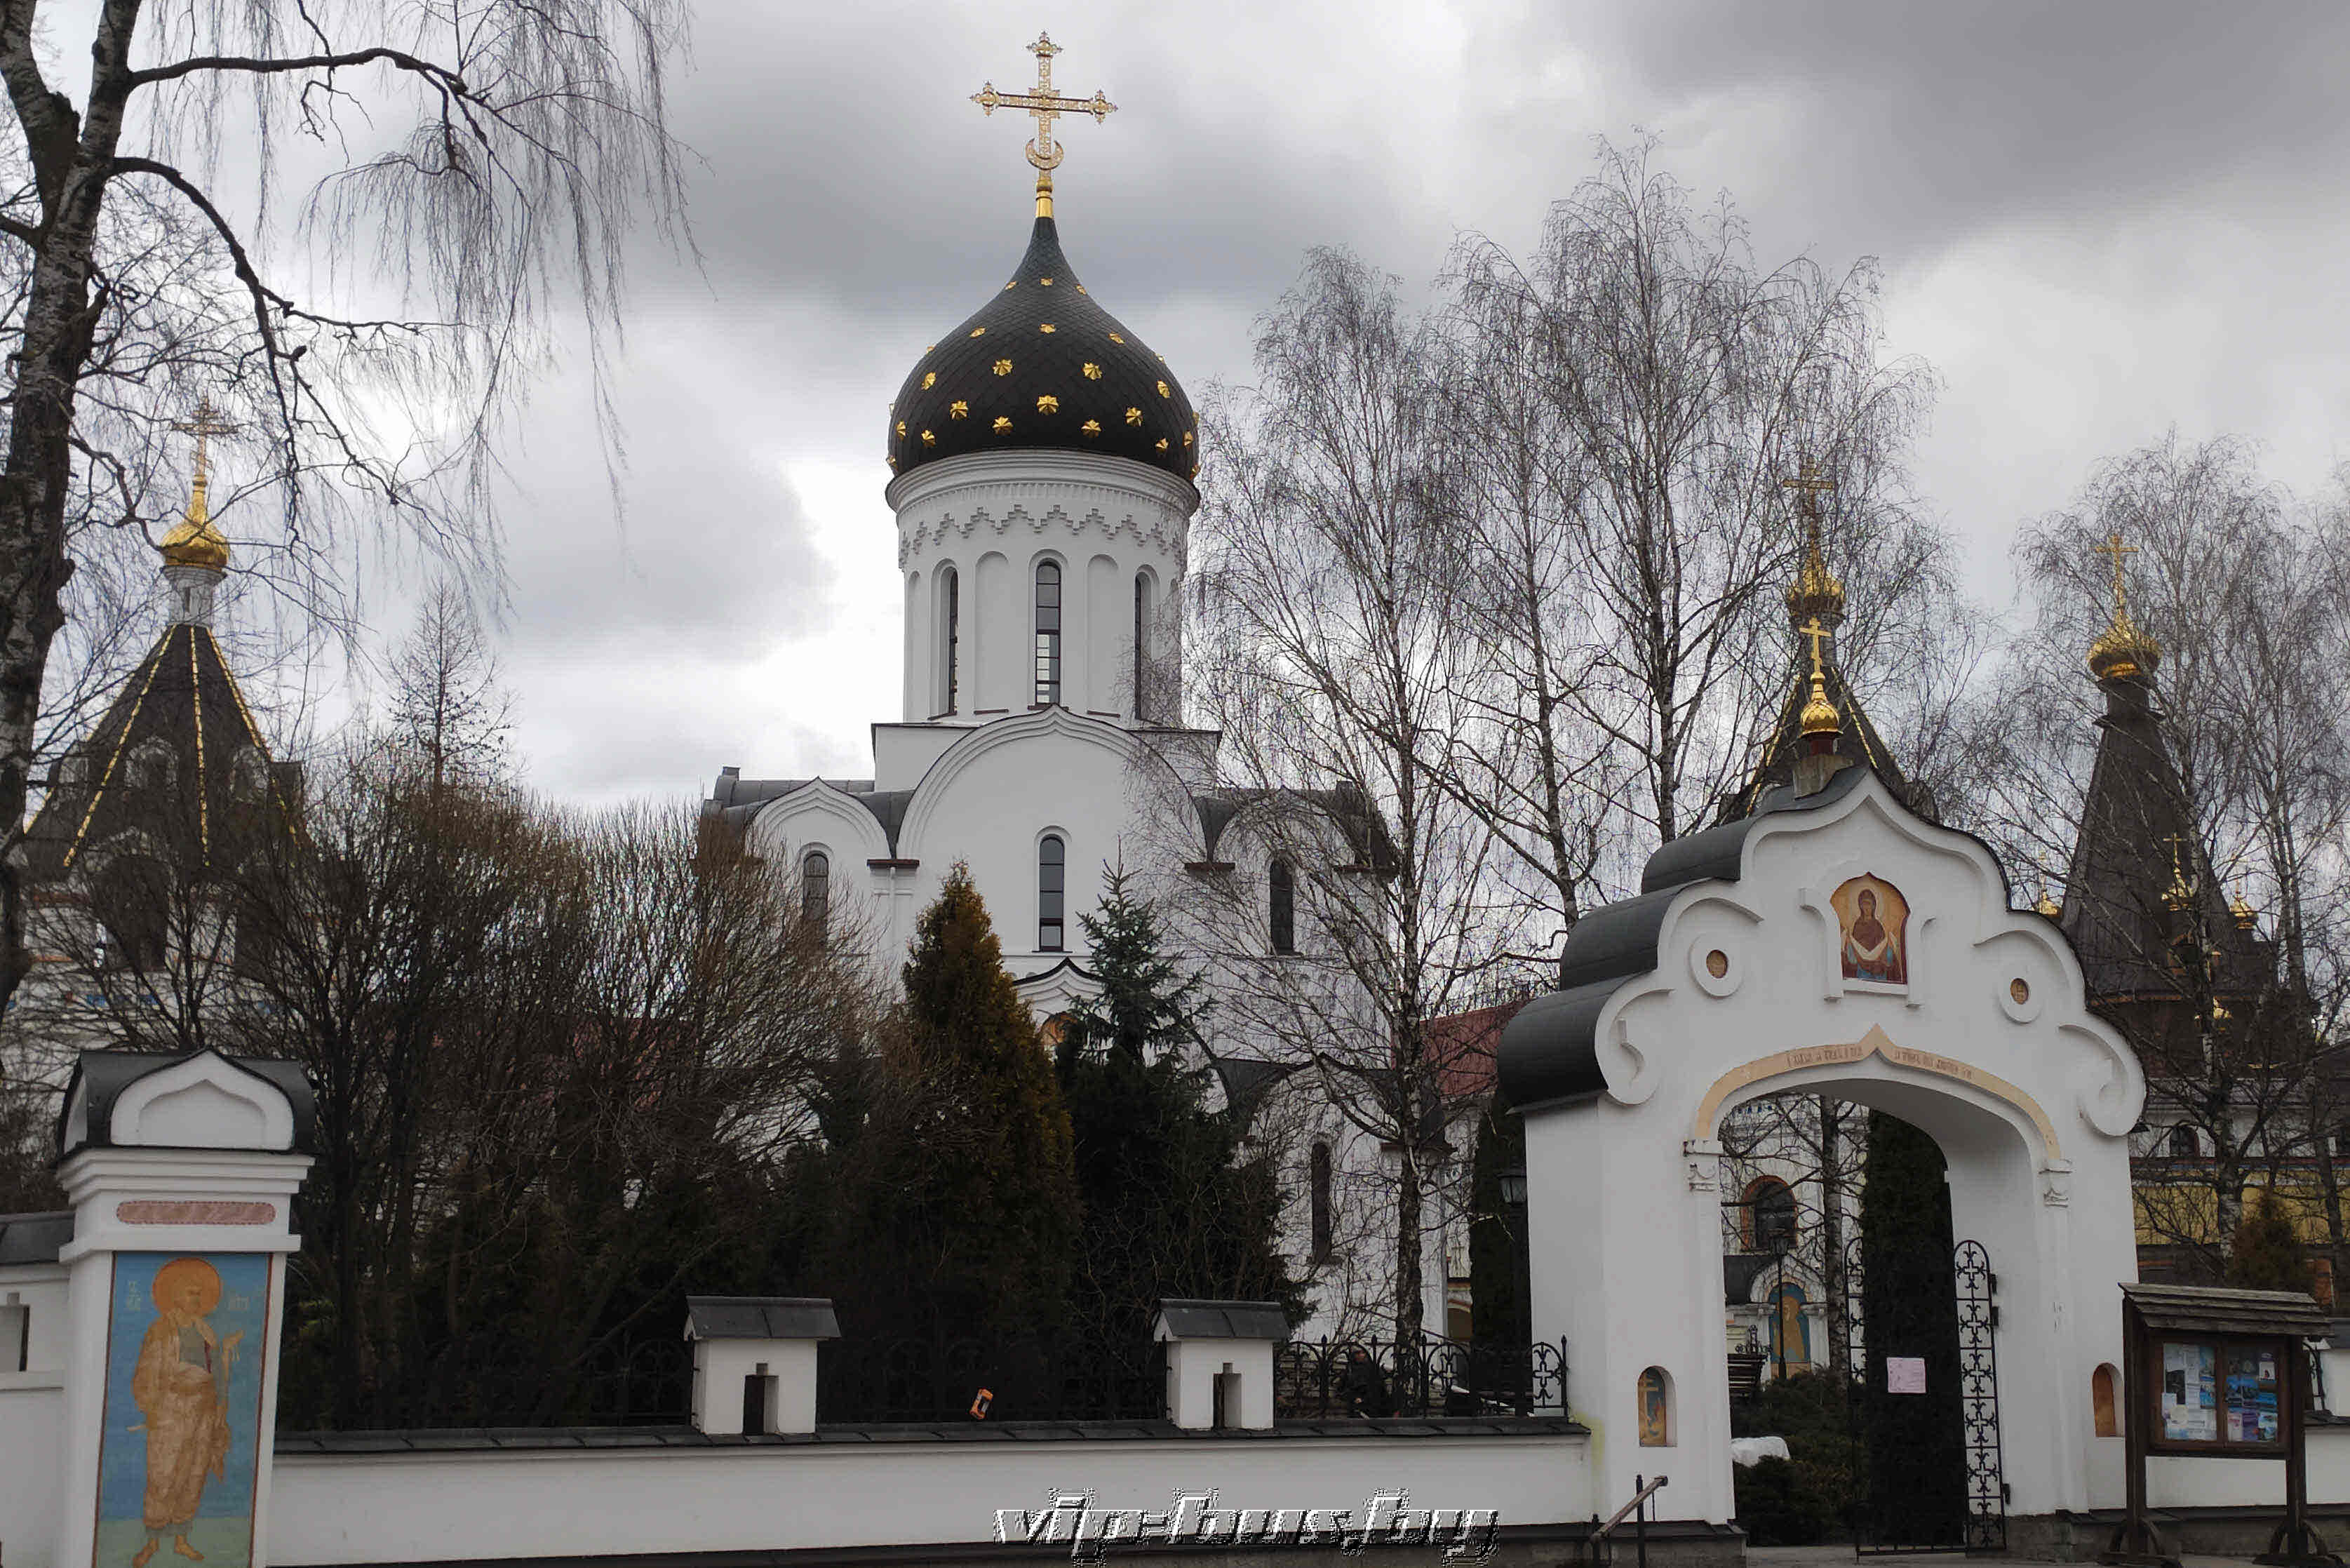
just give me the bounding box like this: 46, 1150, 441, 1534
1886, 1356, 1927, 1394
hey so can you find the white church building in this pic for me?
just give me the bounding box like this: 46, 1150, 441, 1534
699, 107, 1450, 1339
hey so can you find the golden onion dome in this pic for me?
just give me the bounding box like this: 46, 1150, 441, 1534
2086, 605, 2160, 683
159, 474, 229, 571
2034, 890, 2062, 919
1785, 547, 1846, 624
1799, 671, 1841, 741
2230, 887, 2258, 931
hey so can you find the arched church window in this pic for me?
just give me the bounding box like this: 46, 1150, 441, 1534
1270, 859, 1296, 955
939, 565, 960, 715
1132, 571, 1152, 720
2169, 1124, 2201, 1160
2093, 1363, 2120, 1437
1033, 561, 1062, 707
800, 850, 829, 929
1038, 833, 1066, 951
1309, 1141, 1334, 1261
1745, 1177, 1797, 1253
231, 746, 269, 803
128, 739, 174, 791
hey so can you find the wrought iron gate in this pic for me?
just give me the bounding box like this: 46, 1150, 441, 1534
1838, 1237, 2006, 1554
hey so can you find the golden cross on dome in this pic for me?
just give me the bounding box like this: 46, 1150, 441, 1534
971, 32, 1117, 217
1798, 616, 1832, 678
2093, 529, 2140, 615
170, 396, 239, 492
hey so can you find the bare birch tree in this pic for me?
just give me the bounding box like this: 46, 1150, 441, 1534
1183, 249, 1516, 1341
0, 0, 691, 1012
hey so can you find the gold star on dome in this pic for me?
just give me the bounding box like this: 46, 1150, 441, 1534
1004, 281, 1017, 290
993, 359, 1014, 375
1156, 380, 1170, 397
1182, 431, 1193, 446
949, 401, 969, 418
1124, 407, 1142, 425
1081, 420, 1101, 435
993, 415, 1013, 433
895, 420, 906, 437
922, 373, 936, 389
971, 326, 986, 337
1155, 438, 1169, 451
1040, 276, 1055, 286
1108, 332, 1124, 344
1040, 323, 1057, 333
1082, 363, 1102, 380
1038, 395, 1060, 413
921, 430, 936, 446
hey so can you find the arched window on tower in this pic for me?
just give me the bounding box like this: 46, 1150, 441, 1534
1270, 859, 1296, 955
800, 850, 830, 930
939, 565, 960, 715
1133, 571, 1152, 721
1033, 561, 1063, 707
1743, 1176, 1797, 1253
1038, 833, 1066, 951
1309, 1141, 1334, 1261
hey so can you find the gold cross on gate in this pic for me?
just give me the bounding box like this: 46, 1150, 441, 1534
1799, 616, 1832, 678
169, 396, 239, 489
971, 33, 1116, 215
2093, 530, 2139, 613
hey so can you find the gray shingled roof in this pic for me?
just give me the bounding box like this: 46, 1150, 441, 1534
0, 1210, 72, 1266
2121, 1281, 2330, 1336
1155, 1299, 1291, 1341
683, 1296, 840, 1341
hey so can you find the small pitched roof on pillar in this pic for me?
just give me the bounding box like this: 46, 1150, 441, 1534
59, 1049, 316, 1156
683, 1296, 840, 1340
1153, 1299, 1291, 1341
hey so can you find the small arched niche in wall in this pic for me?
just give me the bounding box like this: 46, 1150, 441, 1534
1637, 1365, 1673, 1447
2093, 1362, 2119, 1438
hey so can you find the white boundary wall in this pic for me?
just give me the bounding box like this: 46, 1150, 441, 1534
268, 1433, 1591, 1564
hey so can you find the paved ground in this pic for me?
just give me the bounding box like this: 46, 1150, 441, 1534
1746, 1550, 2266, 1568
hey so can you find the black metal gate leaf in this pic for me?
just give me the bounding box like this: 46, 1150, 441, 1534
1838, 1236, 2006, 1555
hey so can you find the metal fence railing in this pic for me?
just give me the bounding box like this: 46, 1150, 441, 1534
1275, 1335, 1566, 1419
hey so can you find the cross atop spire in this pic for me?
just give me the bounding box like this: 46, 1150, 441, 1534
971, 33, 1117, 219
1781, 460, 1845, 626
159, 394, 238, 577
2093, 530, 2139, 619
2086, 528, 2160, 683
170, 395, 239, 496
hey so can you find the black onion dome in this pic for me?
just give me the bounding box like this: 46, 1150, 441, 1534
888, 215, 1197, 485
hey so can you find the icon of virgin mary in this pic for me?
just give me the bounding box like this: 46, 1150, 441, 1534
1835, 876, 1909, 985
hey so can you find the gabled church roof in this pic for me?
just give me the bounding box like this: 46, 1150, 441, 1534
22, 619, 295, 881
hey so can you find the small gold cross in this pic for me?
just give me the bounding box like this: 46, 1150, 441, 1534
2093, 529, 2140, 615
169, 396, 240, 490
972, 33, 1117, 215
1798, 616, 1832, 678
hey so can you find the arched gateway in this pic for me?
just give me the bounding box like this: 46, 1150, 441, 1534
1500, 765, 2144, 1532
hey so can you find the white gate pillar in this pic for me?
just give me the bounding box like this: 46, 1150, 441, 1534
51, 1050, 314, 1568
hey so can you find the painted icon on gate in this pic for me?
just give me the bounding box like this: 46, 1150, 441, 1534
94, 1252, 271, 1568
1833, 873, 1909, 986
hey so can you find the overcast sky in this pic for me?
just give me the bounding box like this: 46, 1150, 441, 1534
462, 0, 2350, 807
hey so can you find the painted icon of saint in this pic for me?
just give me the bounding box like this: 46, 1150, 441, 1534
129, 1257, 243, 1567
1840, 886, 1907, 984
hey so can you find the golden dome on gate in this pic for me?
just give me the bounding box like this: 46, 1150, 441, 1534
888, 214, 1196, 485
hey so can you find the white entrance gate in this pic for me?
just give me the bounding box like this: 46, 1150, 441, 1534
1500, 767, 2144, 1528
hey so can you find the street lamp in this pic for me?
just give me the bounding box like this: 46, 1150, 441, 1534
1498, 1168, 1528, 1207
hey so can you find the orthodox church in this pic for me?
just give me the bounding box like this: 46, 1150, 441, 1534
699, 39, 1427, 1336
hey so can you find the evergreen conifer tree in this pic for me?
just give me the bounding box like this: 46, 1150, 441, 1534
822, 865, 1080, 1341
1468, 1090, 1529, 1352
1056, 869, 1303, 1344
2229, 1188, 2314, 1294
